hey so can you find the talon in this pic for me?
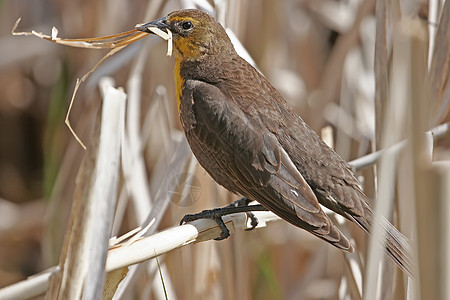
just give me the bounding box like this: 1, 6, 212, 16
179, 208, 231, 240
244, 212, 259, 231
180, 213, 198, 225
214, 216, 230, 240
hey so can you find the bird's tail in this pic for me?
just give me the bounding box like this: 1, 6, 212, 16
381, 217, 414, 277
352, 209, 415, 278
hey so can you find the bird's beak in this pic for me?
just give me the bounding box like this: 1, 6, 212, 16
136, 16, 170, 33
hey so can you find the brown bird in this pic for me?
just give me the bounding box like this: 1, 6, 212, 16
138, 9, 413, 276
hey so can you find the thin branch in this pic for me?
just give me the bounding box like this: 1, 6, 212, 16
349, 122, 449, 170
0, 211, 279, 299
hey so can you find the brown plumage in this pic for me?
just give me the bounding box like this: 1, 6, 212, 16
138, 9, 413, 276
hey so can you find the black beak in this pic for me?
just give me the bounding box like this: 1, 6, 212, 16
136, 16, 170, 33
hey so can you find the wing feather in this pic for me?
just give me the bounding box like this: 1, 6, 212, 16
181, 79, 353, 251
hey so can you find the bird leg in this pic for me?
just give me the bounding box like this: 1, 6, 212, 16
232, 197, 260, 231
180, 197, 268, 240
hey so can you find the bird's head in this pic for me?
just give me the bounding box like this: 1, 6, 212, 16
137, 9, 234, 60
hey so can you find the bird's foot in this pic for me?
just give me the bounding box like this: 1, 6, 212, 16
179, 197, 267, 240
229, 197, 259, 231
180, 208, 231, 240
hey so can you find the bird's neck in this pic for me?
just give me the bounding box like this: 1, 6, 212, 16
179, 54, 232, 79
173, 52, 236, 110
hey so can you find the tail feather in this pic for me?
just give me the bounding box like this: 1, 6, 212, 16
352, 209, 415, 278
382, 217, 415, 277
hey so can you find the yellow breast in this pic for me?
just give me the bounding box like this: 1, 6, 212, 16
174, 56, 184, 110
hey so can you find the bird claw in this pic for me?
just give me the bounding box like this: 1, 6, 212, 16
244, 212, 259, 231
213, 216, 230, 240
180, 208, 231, 240
179, 197, 266, 240
232, 197, 259, 231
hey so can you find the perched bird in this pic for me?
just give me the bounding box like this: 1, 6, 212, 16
138, 9, 413, 276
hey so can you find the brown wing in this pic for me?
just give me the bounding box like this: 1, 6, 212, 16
181, 79, 353, 251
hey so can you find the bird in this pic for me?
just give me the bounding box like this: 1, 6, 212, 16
137, 9, 413, 277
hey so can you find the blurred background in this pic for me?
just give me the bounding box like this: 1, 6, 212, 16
0, 0, 449, 299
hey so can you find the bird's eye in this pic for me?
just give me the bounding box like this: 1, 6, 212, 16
181, 21, 193, 30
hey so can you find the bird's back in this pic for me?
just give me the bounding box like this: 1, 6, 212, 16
178, 54, 360, 248
181, 53, 367, 217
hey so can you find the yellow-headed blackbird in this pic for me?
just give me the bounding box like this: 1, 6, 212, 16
138, 9, 412, 276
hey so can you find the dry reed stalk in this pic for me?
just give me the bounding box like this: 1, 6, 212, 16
45, 78, 125, 300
